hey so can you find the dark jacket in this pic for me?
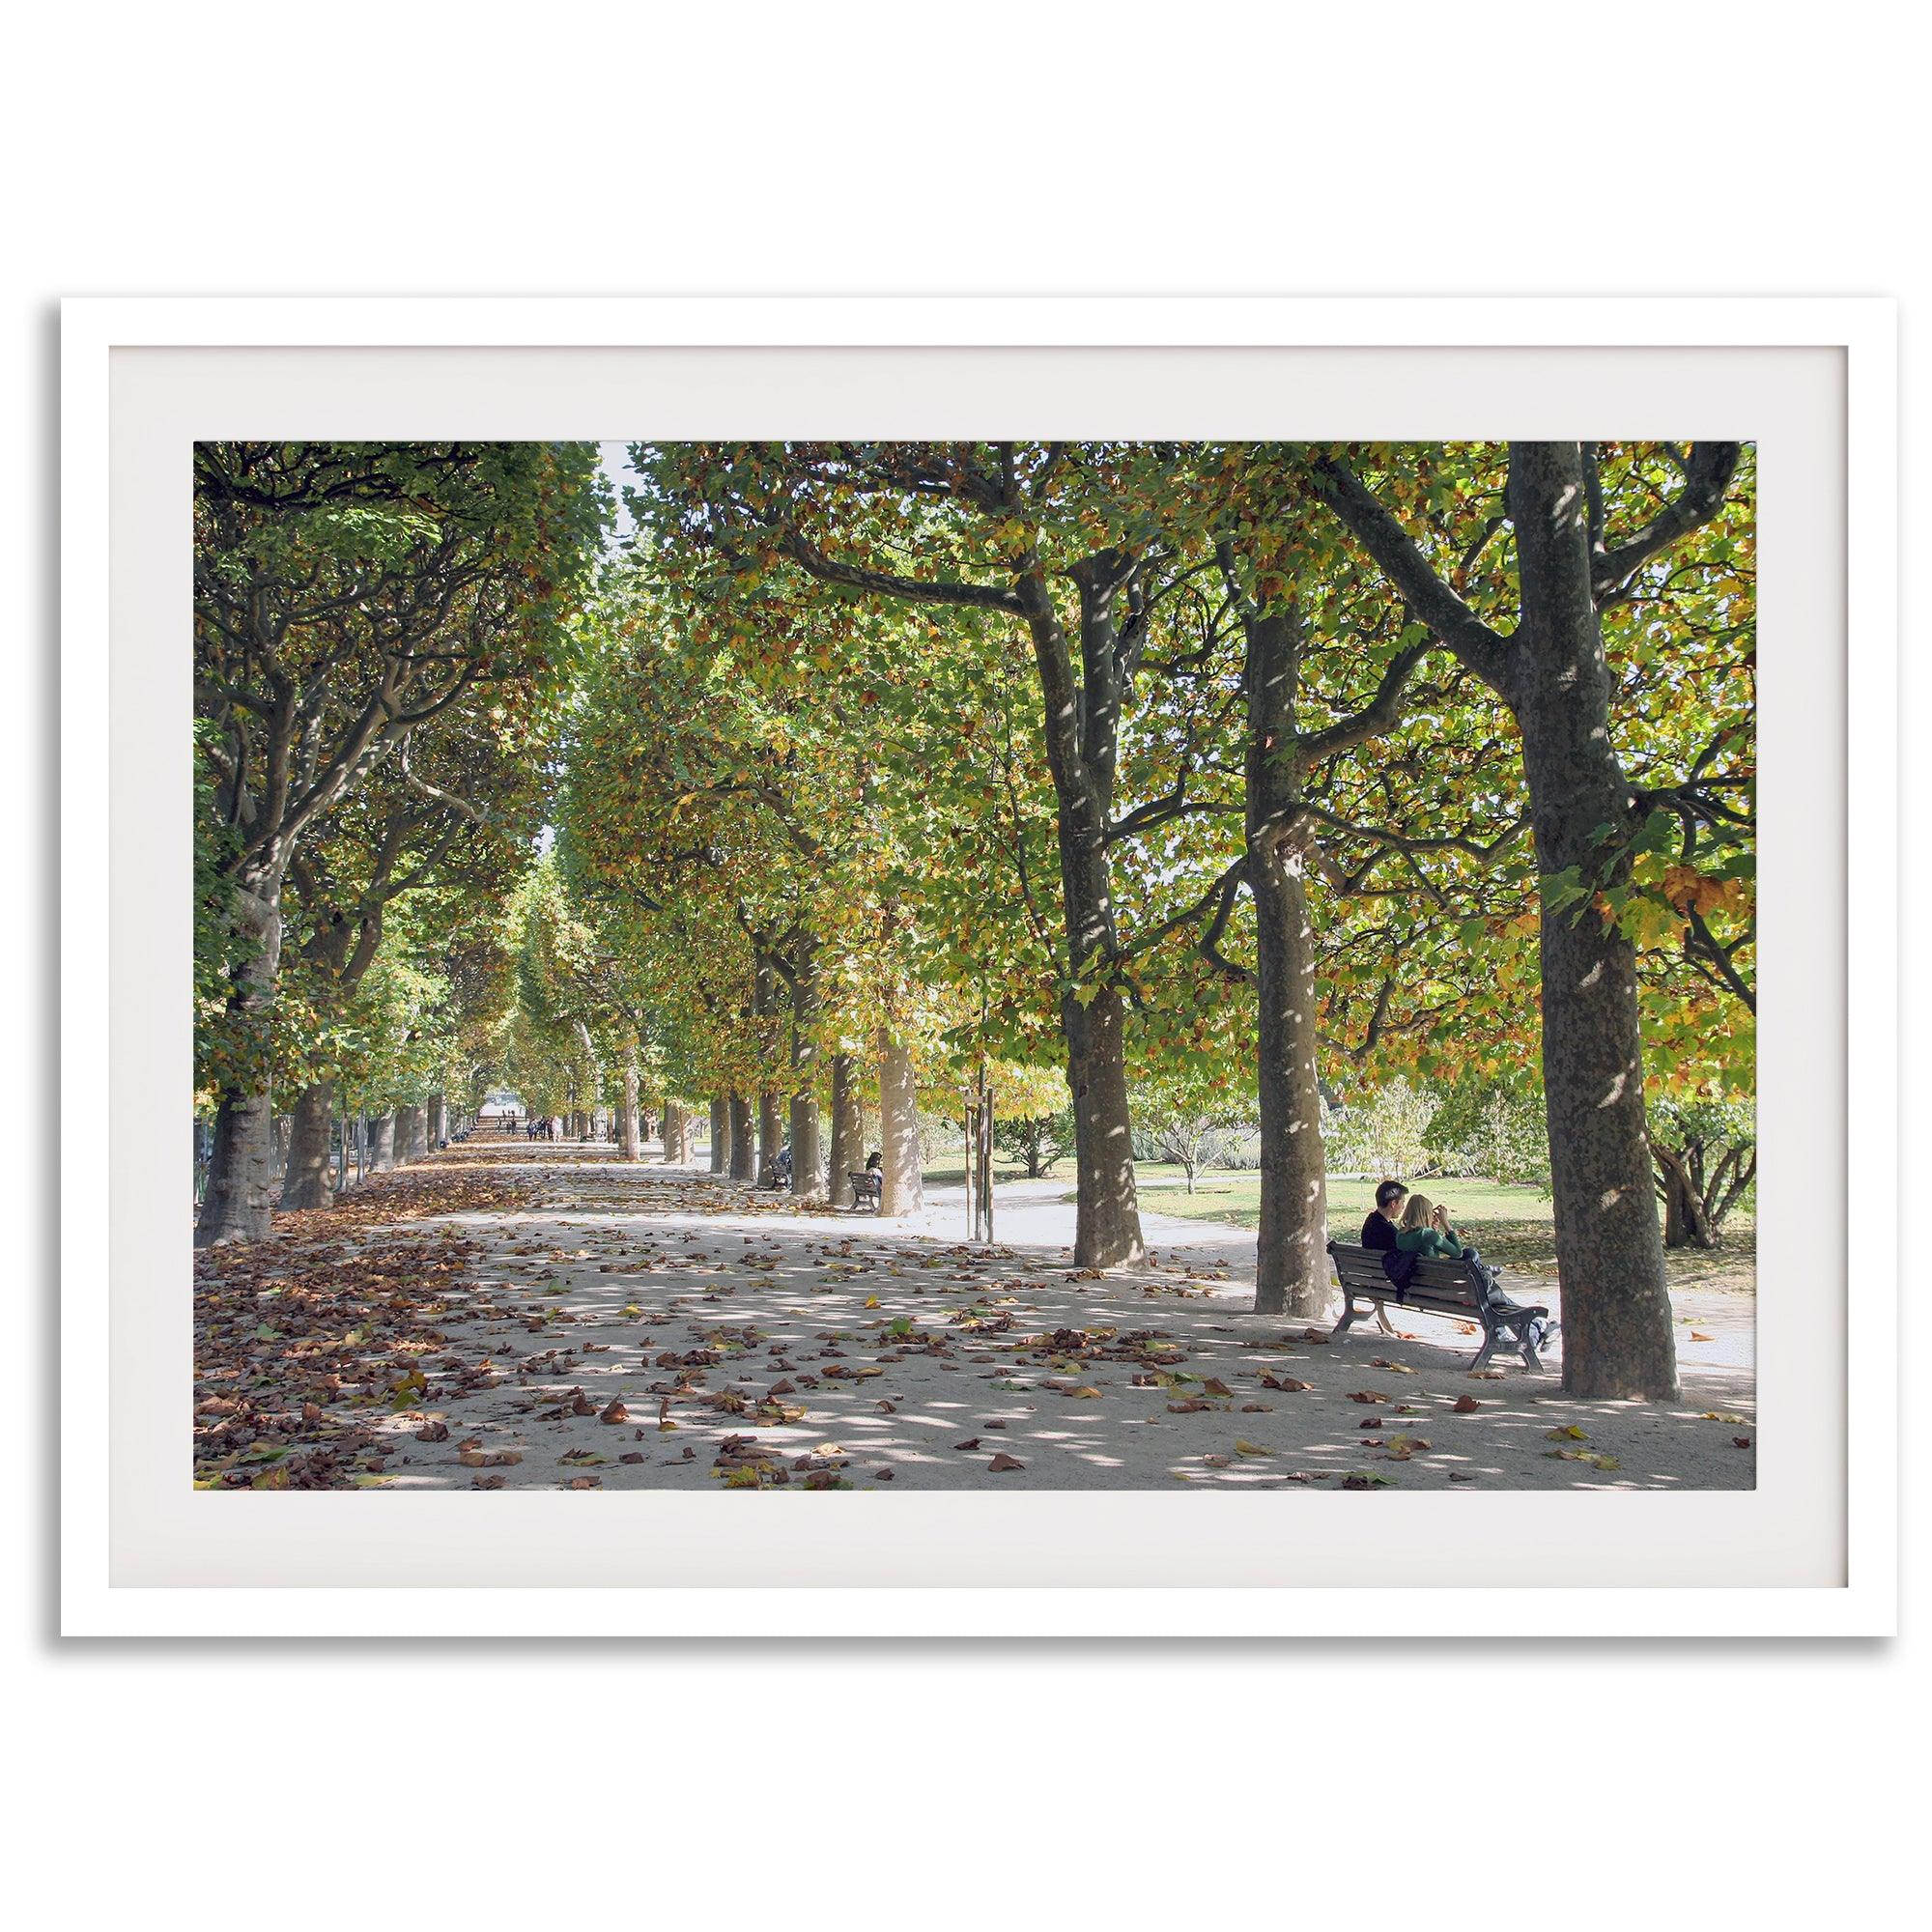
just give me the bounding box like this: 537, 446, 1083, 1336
1360, 1211, 1398, 1252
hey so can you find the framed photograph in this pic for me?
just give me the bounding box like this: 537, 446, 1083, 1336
61, 297, 1896, 1636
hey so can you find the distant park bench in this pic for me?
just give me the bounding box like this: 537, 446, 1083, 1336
848, 1168, 883, 1210
1326, 1240, 1551, 1373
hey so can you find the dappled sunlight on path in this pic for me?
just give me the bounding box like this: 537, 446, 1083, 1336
193, 1137, 1758, 1493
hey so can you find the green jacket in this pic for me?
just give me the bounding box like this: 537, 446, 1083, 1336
1396, 1225, 1462, 1260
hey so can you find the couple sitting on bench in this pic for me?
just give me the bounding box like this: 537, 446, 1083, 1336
1361, 1179, 1559, 1359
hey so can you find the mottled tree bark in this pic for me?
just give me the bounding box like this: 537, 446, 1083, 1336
1511, 444, 1678, 1398
828, 1052, 864, 1207
427, 1093, 444, 1148
370, 1111, 396, 1172
876, 1028, 923, 1217
1242, 606, 1330, 1319
727, 1094, 755, 1181
195, 869, 284, 1246
662, 1100, 692, 1164
620, 1064, 641, 1160
757, 1089, 783, 1184
1018, 564, 1145, 1268
751, 953, 783, 1183
787, 935, 825, 1203
279, 1079, 337, 1212
709, 1096, 730, 1174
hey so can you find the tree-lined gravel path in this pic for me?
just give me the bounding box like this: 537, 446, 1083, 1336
193, 1138, 1757, 1492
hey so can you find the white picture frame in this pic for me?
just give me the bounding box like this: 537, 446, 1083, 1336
61, 297, 1897, 1637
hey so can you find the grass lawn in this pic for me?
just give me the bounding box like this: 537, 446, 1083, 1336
917, 1155, 1754, 1293
1137, 1169, 1548, 1232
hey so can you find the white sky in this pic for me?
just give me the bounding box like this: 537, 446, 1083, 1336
597, 440, 635, 548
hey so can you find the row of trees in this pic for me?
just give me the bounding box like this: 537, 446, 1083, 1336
193, 438, 1755, 1404
574, 440, 1753, 1399
193, 441, 608, 1238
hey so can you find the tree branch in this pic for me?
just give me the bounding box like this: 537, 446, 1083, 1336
1590, 442, 1744, 605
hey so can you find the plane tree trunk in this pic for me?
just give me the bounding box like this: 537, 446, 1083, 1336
828, 1052, 864, 1207
1511, 450, 1679, 1399
1240, 604, 1331, 1319
619, 1064, 640, 1160
279, 1080, 338, 1212
195, 867, 285, 1246
876, 1028, 923, 1216
727, 1094, 755, 1181
787, 935, 825, 1203
1017, 562, 1146, 1267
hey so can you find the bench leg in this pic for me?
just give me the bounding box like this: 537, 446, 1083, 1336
1468, 1318, 1497, 1374
1331, 1296, 1365, 1342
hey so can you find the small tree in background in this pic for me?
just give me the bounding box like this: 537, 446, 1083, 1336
1649, 1097, 1755, 1248
1327, 1077, 1435, 1181
995, 1106, 1076, 1179
1427, 1079, 1551, 1188
1134, 1072, 1245, 1194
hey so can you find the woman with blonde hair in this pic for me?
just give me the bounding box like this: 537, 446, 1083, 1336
1398, 1190, 1559, 1358
1396, 1192, 1465, 1260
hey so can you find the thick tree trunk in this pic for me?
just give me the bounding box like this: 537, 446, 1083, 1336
1053, 801, 1143, 1266
1060, 980, 1143, 1267
1249, 852, 1330, 1315
620, 1064, 640, 1161
195, 870, 284, 1247
788, 938, 825, 1203
370, 1110, 396, 1172
662, 1100, 692, 1164
757, 1089, 783, 1184
828, 1053, 864, 1206
428, 1093, 445, 1148
1021, 569, 1147, 1270
709, 1096, 730, 1174
752, 953, 782, 1183
727, 1093, 755, 1181
1510, 442, 1678, 1400
786, 1089, 822, 1206
197, 1091, 277, 1244
279, 1079, 337, 1212
1243, 605, 1331, 1319
876, 1028, 923, 1216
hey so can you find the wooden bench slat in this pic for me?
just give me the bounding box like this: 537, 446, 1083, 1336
1325, 1240, 1547, 1374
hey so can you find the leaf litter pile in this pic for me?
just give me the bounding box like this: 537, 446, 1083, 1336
192, 1145, 1755, 1493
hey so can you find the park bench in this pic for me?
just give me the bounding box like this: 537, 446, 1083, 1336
1326, 1240, 1551, 1373
848, 1168, 883, 1210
